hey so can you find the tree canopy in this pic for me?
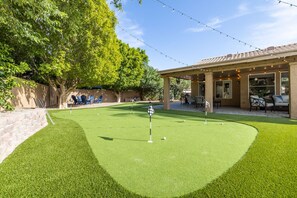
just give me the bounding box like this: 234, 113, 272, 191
0, 0, 122, 109
108, 40, 148, 102
136, 64, 163, 100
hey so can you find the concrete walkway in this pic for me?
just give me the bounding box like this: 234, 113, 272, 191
154, 102, 290, 118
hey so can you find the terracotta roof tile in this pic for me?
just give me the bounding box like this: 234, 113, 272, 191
197, 43, 297, 65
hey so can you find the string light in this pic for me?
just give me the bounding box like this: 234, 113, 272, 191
153, 0, 262, 51
117, 24, 189, 66
152, 0, 289, 63
277, 0, 297, 8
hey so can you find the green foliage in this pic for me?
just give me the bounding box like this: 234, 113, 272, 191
110, 0, 142, 10
38, 0, 121, 90
170, 78, 190, 99
0, 0, 65, 63
0, 44, 29, 111
109, 41, 147, 95
0, 0, 122, 108
137, 64, 163, 100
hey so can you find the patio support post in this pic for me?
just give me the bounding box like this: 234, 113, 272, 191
205, 72, 213, 112
191, 75, 198, 97
163, 77, 170, 110
240, 73, 249, 109
289, 62, 297, 119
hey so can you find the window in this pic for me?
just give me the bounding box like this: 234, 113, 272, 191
249, 73, 275, 97
215, 80, 232, 99
280, 72, 289, 95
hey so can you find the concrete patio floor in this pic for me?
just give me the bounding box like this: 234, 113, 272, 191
154, 102, 290, 118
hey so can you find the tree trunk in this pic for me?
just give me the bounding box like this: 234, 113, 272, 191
48, 78, 77, 109
58, 93, 67, 109
115, 91, 121, 103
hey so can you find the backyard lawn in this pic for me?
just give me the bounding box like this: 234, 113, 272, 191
1, 103, 297, 197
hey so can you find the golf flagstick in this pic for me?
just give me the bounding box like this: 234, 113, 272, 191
147, 103, 154, 143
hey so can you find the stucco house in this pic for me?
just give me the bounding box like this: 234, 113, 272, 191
159, 43, 297, 119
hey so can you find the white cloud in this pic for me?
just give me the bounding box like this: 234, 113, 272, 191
186, 3, 251, 33
249, 0, 297, 47
186, 17, 222, 33
115, 10, 145, 48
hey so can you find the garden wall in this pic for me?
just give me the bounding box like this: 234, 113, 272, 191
8, 80, 140, 110
11, 83, 59, 109
68, 89, 140, 103
0, 109, 48, 163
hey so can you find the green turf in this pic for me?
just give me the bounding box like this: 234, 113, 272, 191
1, 104, 297, 197
52, 104, 257, 197
0, 117, 139, 197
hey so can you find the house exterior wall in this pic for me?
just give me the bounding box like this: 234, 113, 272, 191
214, 77, 240, 107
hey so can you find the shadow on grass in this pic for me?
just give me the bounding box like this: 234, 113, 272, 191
99, 136, 147, 142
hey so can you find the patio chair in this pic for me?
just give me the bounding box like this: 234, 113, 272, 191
249, 95, 273, 112
77, 95, 83, 104
95, 95, 103, 103
86, 95, 94, 104
71, 95, 78, 105
195, 96, 205, 107
81, 95, 87, 104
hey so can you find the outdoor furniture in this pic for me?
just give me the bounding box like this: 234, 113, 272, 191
77, 96, 83, 104
271, 95, 289, 113
95, 95, 103, 103
195, 96, 205, 107
71, 95, 78, 105
250, 95, 273, 113
250, 95, 265, 111
81, 95, 87, 104
185, 95, 195, 105
213, 99, 221, 109
86, 95, 94, 104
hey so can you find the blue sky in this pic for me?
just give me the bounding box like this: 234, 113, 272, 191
110, 0, 297, 70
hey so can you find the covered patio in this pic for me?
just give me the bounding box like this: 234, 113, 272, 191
159, 43, 297, 119
154, 101, 290, 118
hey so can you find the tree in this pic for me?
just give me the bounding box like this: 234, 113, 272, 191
170, 78, 190, 100
108, 41, 147, 102
38, 0, 122, 108
0, 0, 64, 110
0, 44, 29, 111
136, 65, 162, 100
110, 0, 142, 9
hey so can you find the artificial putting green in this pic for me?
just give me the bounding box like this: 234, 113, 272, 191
53, 104, 257, 197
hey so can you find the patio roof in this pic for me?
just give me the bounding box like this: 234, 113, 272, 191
160, 43, 297, 77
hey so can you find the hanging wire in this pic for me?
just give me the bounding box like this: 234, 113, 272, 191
152, 0, 290, 62
152, 0, 264, 51
118, 24, 189, 66
277, 0, 297, 7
